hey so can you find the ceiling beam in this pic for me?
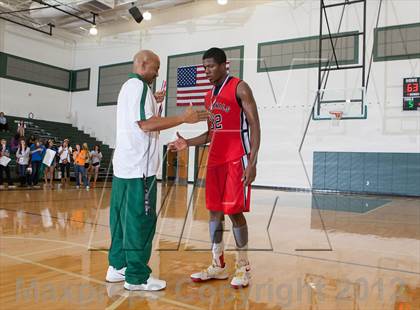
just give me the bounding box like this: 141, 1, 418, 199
0, 5, 60, 15
32, 0, 97, 25
0, 16, 54, 35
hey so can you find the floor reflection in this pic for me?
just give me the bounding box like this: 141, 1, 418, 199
0, 185, 419, 309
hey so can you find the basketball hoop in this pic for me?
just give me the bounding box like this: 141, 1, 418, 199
314, 87, 367, 121
329, 111, 343, 126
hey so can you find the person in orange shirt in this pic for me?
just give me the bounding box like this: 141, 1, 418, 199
73, 144, 89, 189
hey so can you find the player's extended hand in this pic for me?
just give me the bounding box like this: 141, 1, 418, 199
242, 164, 256, 187
154, 90, 166, 103
182, 106, 210, 124
168, 132, 188, 152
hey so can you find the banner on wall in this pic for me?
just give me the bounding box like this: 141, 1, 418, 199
176, 62, 229, 106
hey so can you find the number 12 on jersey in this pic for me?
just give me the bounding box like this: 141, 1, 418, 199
209, 114, 223, 130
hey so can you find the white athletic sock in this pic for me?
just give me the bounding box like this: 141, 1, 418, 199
211, 242, 225, 267
236, 244, 249, 268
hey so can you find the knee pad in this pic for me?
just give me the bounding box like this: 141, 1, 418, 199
233, 225, 248, 248
209, 220, 224, 244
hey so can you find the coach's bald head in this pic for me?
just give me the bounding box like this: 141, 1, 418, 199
132, 50, 160, 84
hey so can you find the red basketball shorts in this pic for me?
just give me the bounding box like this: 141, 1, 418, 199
205, 155, 251, 215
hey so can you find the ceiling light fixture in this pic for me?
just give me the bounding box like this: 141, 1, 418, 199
89, 25, 98, 35
143, 10, 151, 21
217, 0, 228, 5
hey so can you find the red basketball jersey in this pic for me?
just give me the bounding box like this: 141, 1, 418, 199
205, 76, 250, 167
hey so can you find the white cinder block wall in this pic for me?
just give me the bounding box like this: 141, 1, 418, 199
1, 0, 419, 188
0, 22, 74, 123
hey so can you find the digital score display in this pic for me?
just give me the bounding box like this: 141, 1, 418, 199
403, 77, 420, 110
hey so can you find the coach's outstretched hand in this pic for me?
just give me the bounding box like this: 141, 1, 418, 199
182, 106, 209, 124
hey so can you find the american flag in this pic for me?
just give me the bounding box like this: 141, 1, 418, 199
176, 62, 229, 106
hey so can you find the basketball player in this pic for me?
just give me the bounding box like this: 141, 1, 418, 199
169, 47, 261, 288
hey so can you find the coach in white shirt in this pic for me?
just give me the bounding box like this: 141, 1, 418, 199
105, 50, 208, 291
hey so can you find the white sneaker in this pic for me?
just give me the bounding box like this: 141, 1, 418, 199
76, 185, 80, 189
124, 276, 166, 291
230, 264, 251, 289
191, 264, 229, 282
105, 266, 126, 283
86, 186, 90, 190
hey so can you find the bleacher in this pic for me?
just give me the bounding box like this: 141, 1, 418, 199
0, 115, 114, 181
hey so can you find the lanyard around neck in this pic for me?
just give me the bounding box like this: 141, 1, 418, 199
210, 75, 230, 111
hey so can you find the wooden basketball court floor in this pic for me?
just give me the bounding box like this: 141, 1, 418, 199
0, 183, 419, 309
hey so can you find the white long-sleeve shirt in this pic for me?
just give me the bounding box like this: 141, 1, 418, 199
16, 147, 30, 165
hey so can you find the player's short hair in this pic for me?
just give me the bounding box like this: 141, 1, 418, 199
203, 47, 227, 64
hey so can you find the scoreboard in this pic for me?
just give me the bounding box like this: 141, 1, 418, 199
403, 77, 420, 110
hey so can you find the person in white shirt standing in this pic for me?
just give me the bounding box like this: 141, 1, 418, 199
58, 139, 72, 187
0, 139, 14, 188
89, 145, 102, 188
105, 50, 209, 291
16, 139, 30, 187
